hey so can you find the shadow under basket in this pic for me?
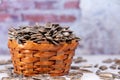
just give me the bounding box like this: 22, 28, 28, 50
8, 39, 78, 76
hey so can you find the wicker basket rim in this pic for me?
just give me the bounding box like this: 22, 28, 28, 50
8, 39, 78, 45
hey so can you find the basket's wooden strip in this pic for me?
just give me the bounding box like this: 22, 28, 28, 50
21, 57, 38, 63
9, 49, 13, 54
8, 40, 17, 49
35, 67, 51, 72
21, 50, 32, 54
16, 66, 25, 71
34, 52, 56, 58
68, 52, 75, 59
51, 64, 65, 69
64, 58, 72, 64
49, 54, 67, 60
35, 61, 54, 66
24, 53, 34, 57
14, 70, 21, 74
49, 70, 64, 74
57, 43, 68, 52
8, 39, 78, 51
23, 64, 37, 69
14, 62, 25, 66
23, 70, 38, 75
70, 40, 78, 50
50, 72, 68, 76
11, 58, 21, 63
13, 52, 23, 58
48, 44, 60, 51
65, 50, 74, 54
64, 68, 70, 73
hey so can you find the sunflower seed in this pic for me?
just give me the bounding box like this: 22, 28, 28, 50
102, 59, 113, 63
71, 66, 79, 70
118, 66, 120, 70
113, 74, 120, 79
79, 69, 93, 73
73, 57, 87, 63
50, 76, 66, 80
98, 72, 114, 79
67, 71, 83, 78
2, 77, 19, 80
80, 64, 93, 68
99, 65, 108, 71
0, 59, 12, 65
114, 59, 120, 65
118, 71, 120, 74
0, 69, 7, 73
109, 64, 117, 70
94, 64, 99, 68
70, 74, 82, 80
96, 70, 101, 75
62, 32, 70, 37
5, 66, 14, 77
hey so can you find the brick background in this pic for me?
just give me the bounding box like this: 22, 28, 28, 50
78, 0, 120, 55
1, 0, 120, 55
0, 0, 81, 55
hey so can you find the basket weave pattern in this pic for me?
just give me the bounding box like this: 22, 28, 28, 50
8, 40, 78, 76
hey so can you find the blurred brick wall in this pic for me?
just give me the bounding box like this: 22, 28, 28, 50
1, 0, 120, 55
77, 0, 120, 55
0, 0, 80, 54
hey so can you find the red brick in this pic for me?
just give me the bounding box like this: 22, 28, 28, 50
0, 1, 19, 11
22, 14, 42, 22
22, 14, 56, 22
0, 14, 10, 21
35, 1, 57, 9
0, 2, 8, 11
22, 14, 76, 23
64, 1, 79, 9
0, 6, 6, 11
59, 15, 76, 22
0, 0, 35, 11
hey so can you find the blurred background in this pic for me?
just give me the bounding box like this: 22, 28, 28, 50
0, 0, 120, 55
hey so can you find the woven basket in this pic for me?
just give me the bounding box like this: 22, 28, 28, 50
8, 39, 78, 76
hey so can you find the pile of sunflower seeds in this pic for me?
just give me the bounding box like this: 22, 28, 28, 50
8, 23, 80, 45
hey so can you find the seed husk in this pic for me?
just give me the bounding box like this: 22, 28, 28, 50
2, 77, 19, 80
99, 65, 108, 71
79, 69, 93, 73
112, 74, 120, 79
0, 59, 12, 65
109, 64, 117, 70
114, 59, 120, 65
71, 66, 79, 70
73, 57, 87, 63
80, 64, 93, 68
98, 72, 114, 80
70, 74, 82, 80
102, 59, 113, 63
0, 69, 7, 73
50, 76, 66, 80
68, 71, 83, 77
96, 70, 101, 75
94, 64, 99, 68
118, 71, 120, 74
118, 66, 120, 70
